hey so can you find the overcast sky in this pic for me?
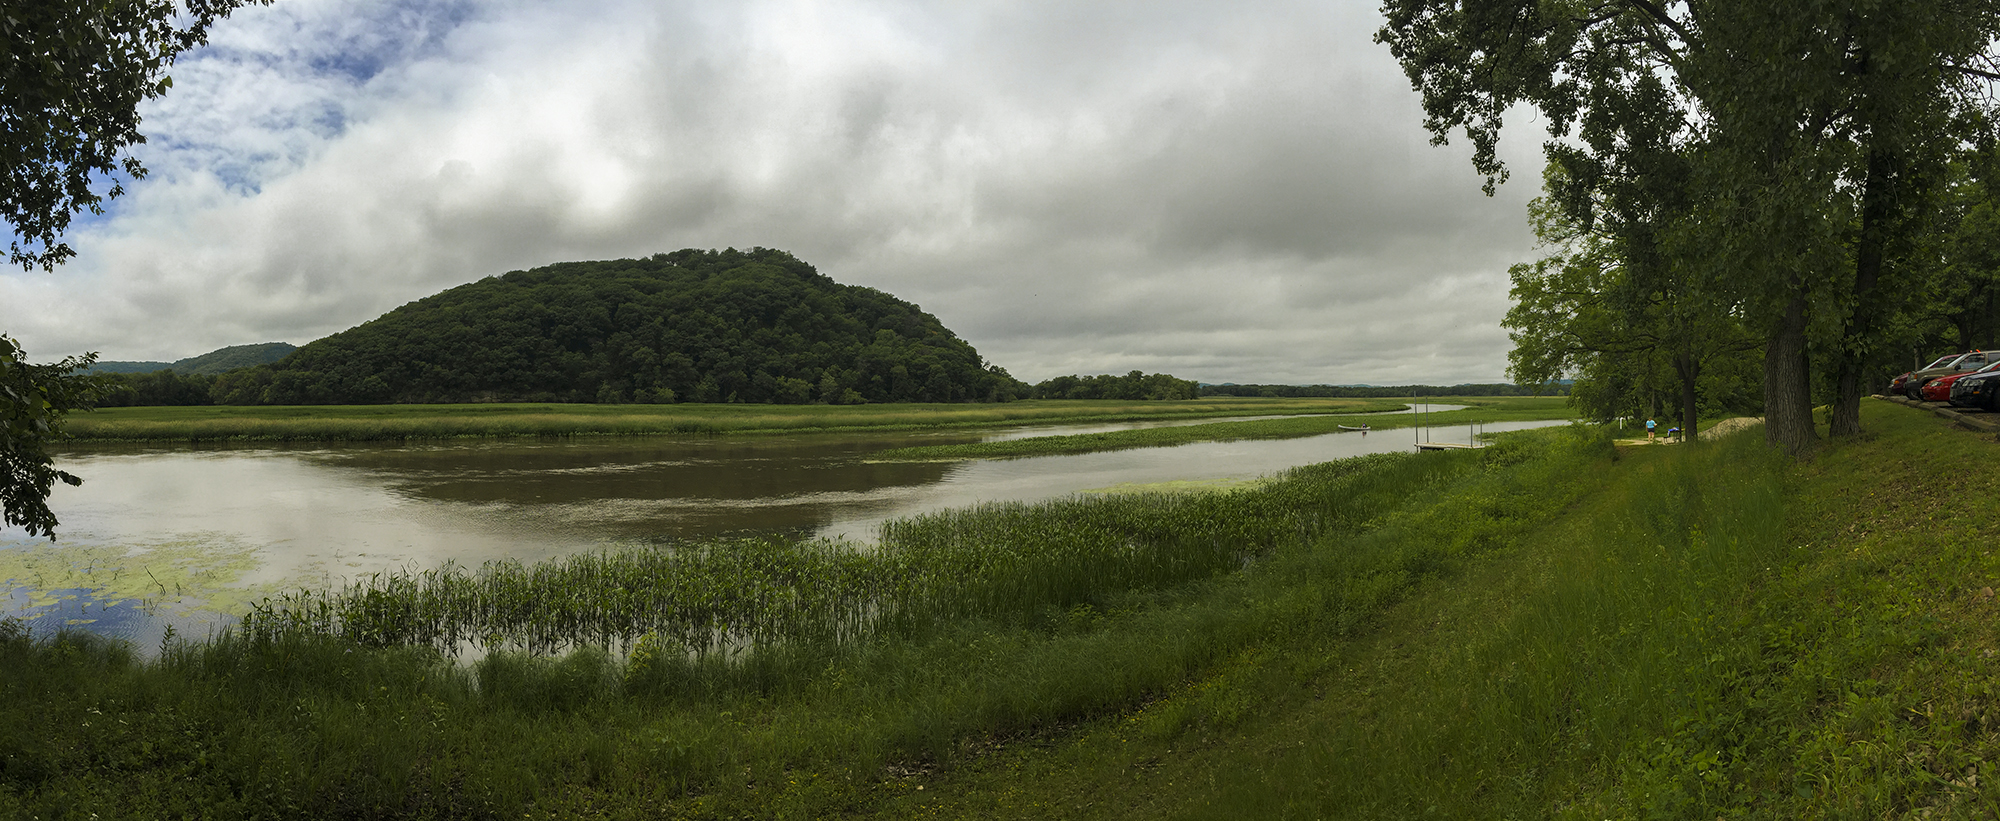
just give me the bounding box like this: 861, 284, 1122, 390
2, 0, 1546, 385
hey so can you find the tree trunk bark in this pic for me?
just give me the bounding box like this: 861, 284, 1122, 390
1765, 291, 1817, 454
1673, 346, 1700, 443
1832, 148, 1893, 437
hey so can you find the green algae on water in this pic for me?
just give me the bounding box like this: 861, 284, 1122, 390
0, 537, 271, 619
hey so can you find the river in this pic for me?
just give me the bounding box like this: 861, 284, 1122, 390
1, 406, 1561, 646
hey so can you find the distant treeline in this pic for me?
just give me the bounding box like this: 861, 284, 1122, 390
97, 368, 1206, 407
96, 371, 1546, 408
96, 369, 217, 408
1030, 371, 1198, 400
1200, 383, 1569, 398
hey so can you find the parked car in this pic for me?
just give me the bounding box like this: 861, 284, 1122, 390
1887, 371, 1913, 395
1905, 350, 1995, 398
1952, 366, 2000, 411
1893, 354, 1963, 398
1922, 361, 2000, 402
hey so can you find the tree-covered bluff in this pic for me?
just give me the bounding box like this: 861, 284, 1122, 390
206, 248, 1028, 405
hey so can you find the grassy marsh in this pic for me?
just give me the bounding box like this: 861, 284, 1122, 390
872, 396, 1575, 460
5, 400, 1989, 818
61, 397, 1407, 442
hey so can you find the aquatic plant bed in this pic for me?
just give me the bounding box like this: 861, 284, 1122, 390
61, 397, 1406, 442
6, 401, 1990, 818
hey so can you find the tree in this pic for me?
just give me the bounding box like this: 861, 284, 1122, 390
3, 0, 264, 535
1504, 195, 1760, 429
1378, 0, 2000, 453
4, 0, 266, 269
1520, 58, 1758, 439
0, 336, 103, 538
1890, 153, 2000, 363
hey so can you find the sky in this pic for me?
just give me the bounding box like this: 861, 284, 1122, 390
1, 0, 1548, 386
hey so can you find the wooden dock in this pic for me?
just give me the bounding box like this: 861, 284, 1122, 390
1414, 442, 1476, 451
1409, 397, 1484, 451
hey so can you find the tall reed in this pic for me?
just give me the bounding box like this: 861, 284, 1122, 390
239, 453, 1414, 663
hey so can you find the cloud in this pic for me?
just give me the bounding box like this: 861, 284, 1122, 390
1, 0, 1544, 385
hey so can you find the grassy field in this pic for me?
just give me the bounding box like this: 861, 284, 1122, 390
873, 396, 1574, 460
61, 397, 1408, 442
5, 399, 1994, 818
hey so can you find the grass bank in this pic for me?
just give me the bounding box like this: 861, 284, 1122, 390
4, 400, 1991, 818
61, 397, 1404, 443
872, 396, 1574, 460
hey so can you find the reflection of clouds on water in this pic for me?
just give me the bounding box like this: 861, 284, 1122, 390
14, 416, 1565, 646
818, 418, 1562, 542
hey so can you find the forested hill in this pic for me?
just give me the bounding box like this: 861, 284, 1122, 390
90, 342, 296, 375
208, 248, 1027, 405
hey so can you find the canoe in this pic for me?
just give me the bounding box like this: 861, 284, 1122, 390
1337, 424, 1371, 431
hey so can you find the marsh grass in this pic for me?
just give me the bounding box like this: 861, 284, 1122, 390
0, 424, 1600, 819
872, 399, 1577, 460
237, 454, 1411, 663
26, 407, 1980, 819
63, 397, 1407, 442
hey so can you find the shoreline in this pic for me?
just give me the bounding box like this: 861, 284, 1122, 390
57, 397, 1451, 443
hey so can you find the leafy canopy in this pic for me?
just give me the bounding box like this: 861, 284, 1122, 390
3, 0, 267, 270
0, 337, 102, 538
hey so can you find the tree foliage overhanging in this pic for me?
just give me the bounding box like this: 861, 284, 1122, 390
0, 336, 103, 538
200, 248, 1029, 406
3, 0, 269, 271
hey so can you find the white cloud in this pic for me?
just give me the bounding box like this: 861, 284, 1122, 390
1, 0, 1543, 384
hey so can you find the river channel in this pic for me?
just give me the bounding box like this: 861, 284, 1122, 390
2, 406, 1563, 646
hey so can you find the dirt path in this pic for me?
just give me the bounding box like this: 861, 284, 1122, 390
1611, 416, 1763, 447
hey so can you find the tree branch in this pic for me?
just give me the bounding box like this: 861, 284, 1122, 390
1617, 0, 1694, 44
1948, 63, 2000, 82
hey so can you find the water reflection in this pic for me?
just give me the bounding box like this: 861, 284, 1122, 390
2, 410, 1546, 646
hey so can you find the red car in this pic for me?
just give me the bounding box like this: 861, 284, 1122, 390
1921, 360, 2000, 402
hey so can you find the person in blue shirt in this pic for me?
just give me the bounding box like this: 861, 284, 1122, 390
1646, 418, 1657, 441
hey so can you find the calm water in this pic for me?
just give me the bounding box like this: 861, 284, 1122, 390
3, 406, 1550, 645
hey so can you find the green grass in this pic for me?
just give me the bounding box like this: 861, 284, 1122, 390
61, 397, 1407, 442
5, 399, 1990, 819
881, 400, 2000, 819
872, 396, 1575, 460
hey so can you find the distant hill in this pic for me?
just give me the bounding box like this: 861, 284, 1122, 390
91, 342, 296, 375
206, 248, 1026, 405
89, 360, 175, 374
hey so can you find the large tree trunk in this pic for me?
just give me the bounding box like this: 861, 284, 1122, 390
1832, 148, 1893, 437
1765, 291, 1817, 454
1673, 346, 1700, 443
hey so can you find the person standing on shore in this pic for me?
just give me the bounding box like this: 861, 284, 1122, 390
1646, 418, 1657, 442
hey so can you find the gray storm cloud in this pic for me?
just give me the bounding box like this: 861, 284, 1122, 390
0, 0, 1543, 385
